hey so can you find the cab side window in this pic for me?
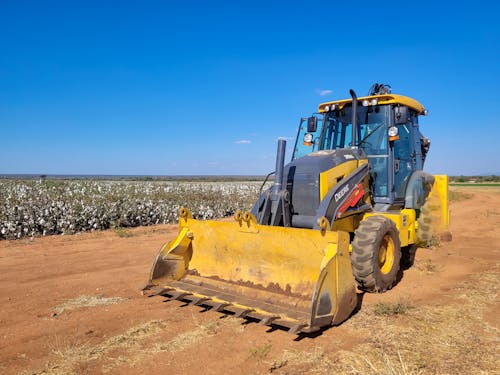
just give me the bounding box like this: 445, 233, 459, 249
393, 112, 417, 199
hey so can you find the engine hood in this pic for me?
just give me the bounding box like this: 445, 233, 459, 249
284, 149, 366, 219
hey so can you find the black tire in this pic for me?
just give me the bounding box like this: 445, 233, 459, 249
351, 216, 401, 293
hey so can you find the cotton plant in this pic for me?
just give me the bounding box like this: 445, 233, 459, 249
0, 180, 262, 240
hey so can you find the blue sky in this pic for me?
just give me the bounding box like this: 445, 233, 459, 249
1, 1, 499, 175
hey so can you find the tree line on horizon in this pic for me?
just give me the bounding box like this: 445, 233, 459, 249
450, 175, 500, 183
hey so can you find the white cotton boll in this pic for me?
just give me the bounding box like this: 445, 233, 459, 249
1, 179, 260, 239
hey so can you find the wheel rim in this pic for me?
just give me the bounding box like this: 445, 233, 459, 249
378, 234, 395, 274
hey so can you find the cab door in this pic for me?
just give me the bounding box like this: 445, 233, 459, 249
392, 111, 418, 201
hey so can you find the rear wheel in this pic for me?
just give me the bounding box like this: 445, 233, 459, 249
351, 216, 401, 293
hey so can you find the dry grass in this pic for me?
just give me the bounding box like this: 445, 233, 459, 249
147, 316, 242, 354
484, 209, 500, 218
269, 266, 499, 375
24, 320, 166, 375
448, 189, 474, 202
250, 342, 272, 364
336, 349, 423, 375
150, 320, 217, 353
269, 348, 333, 374
53, 295, 125, 314
337, 268, 498, 374
33, 314, 243, 374
414, 258, 441, 273
113, 227, 135, 237
373, 300, 414, 316
101, 321, 218, 372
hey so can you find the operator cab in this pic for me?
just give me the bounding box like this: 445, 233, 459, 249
292, 91, 429, 207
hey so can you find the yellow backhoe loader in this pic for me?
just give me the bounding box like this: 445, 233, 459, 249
143, 83, 450, 334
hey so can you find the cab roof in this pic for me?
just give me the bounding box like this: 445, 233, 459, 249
318, 94, 425, 114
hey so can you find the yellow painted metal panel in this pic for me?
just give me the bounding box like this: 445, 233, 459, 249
162, 215, 342, 297
432, 175, 450, 230
332, 215, 361, 233
318, 160, 358, 201
363, 209, 417, 247
318, 94, 424, 114
402, 208, 417, 245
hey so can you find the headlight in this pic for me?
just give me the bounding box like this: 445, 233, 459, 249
388, 126, 400, 141
388, 126, 398, 137
323, 104, 336, 112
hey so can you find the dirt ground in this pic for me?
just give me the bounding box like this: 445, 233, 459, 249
1, 187, 499, 375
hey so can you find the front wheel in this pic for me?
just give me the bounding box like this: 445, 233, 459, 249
351, 216, 401, 293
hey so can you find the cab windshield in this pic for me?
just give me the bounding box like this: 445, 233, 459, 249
320, 105, 388, 153
292, 105, 389, 159
292, 104, 390, 197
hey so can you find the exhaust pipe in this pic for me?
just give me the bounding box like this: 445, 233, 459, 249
252, 138, 289, 226
271, 138, 287, 218
273, 138, 286, 197
350, 89, 358, 148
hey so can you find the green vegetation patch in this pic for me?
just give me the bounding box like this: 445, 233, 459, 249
450, 183, 500, 187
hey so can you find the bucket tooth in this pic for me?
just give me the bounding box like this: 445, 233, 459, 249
170, 291, 192, 300
247, 312, 281, 326
288, 323, 307, 335
231, 308, 254, 318
259, 316, 280, 326
213, 302, 230, 312
203, 299, 231, 312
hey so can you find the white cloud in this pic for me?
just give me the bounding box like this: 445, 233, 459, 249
235, 140, 251, 144
277, 136, 294, 141
316, 89, 333, 96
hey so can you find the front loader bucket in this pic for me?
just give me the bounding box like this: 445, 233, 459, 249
144, 208, 357, 334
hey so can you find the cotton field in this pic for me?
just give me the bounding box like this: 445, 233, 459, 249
0, 179, 263, 240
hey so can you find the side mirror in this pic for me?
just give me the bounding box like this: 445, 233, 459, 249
307, 116, 318, 132
394, 106, 408, 125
